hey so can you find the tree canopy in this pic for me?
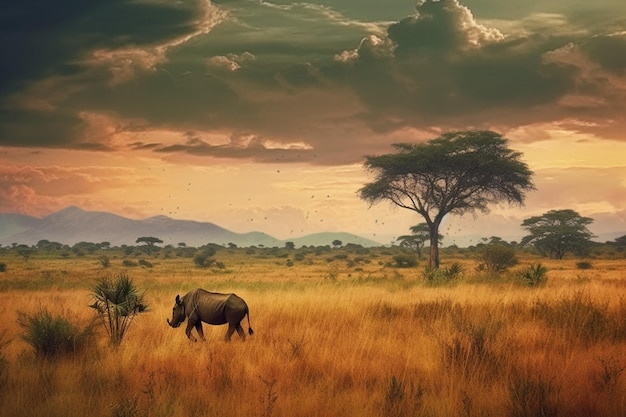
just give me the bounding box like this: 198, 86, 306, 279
359, 130, 535, 269
135, 236, 163, 255
520, 209, 595, 259
396, 223, 442, 260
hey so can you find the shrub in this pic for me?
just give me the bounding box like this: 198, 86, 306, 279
422, 263, 463, 283
0, 262, 5, 272
138, 259, 153, 268
576, 261, 593, 270
478, 244, 518, 273
17, 307, 92, 358
89, 274, 147, 346
193, 247, 216, 268
122, 259, 138, 267
99, 256, 110, 268
442, 262, 464, 281
517, 263, 548, 287
532, 292, 611, 342
393, 254, 418, 268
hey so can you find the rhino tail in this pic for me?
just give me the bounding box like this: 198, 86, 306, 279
246, 307, 254, 336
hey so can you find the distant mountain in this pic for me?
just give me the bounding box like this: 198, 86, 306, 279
0, 206, 380, 248
0, 213, 40, 240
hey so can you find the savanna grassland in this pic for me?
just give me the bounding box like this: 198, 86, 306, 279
0, 245, 625, 417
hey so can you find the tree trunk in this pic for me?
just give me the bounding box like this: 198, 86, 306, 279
428, 227, 440, 270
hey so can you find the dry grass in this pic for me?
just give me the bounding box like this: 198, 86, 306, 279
0, 249, 625, 417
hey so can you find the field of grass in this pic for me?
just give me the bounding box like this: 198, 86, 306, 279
0, 247, 625, 417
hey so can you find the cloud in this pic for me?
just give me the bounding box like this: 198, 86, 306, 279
0, 162, 150, 215
328, 0, 626, 140
1, 0, 626, 165
207, 52, 256, 71
388, 0, 504, 53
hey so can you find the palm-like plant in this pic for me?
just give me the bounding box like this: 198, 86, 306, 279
89, 274, 147, 346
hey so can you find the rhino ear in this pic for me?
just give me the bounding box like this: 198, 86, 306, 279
176, 295, 182, 305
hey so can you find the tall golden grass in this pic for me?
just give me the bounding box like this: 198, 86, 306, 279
0, 250, 625, 417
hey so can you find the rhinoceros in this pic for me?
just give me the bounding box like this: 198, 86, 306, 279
166, 288, 254, 342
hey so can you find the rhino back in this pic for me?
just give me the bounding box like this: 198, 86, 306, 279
196, 290, 234, 325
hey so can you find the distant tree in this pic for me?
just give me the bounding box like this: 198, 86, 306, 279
228, 242, 238, 249
193, 246, 217, 268
122, 245, 134, 256
72, 241, 100, 254
613, 235, 626, 249
521, 209, 595, 259
359, 131, 534, 269
285, 241, 295, 250
36, 240, 50, 249
177, 242, 187, 248
396, 223, 442, 260
332, 240, 343, 248
16, 245, 35, 261
36, 240, 63, 251
486, 236, 509, 246
135, 237, 163, 256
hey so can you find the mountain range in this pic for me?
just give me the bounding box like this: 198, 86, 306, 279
0, 206, 382, 248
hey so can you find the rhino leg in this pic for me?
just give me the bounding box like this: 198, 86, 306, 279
224, 324, 237, 342
185, 321, 198, 342
195, 322, 206, 341
236, 324, 246, 341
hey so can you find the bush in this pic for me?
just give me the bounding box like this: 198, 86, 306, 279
193, 247, 217, 268
138, 259, 153, 268
393, 254, 418, 268
0, 262, 6, 272
99, 256, 110, 268
89, 274, 147, 346
517, 263, 548, 287
17, 307, 92, 358
576, 261, 593, 270
422, 262, 463, 283
122, 259, 138, 267
478, 244, 518, 273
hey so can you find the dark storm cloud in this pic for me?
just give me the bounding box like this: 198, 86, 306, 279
0, 0, 210, 146
329, 0, 626, 136
0, 0, 198, 96
1, 0, 626, 163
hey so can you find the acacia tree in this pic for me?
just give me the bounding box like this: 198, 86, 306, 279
135, 236, 163, 256
359, 131, 534, 269
397, 223, 442, 260
520, 209, 595, 259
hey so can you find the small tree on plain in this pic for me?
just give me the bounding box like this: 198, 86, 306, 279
521, 209, 595, 259
135, 236, 163, 256
89, 274, 147, 346
397, 223, 442, 260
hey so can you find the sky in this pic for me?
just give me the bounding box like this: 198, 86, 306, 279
1, 0, 626, 246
